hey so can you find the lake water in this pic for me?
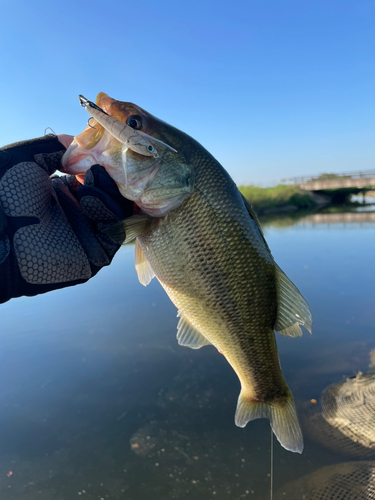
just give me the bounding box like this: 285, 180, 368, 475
1, 207, 375, 500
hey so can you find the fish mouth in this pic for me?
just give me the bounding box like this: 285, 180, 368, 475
60, 148, 96, 174
61, 140, 110, 173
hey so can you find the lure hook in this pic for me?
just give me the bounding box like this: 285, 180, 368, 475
79, 95, 109, 115
87, 117, 97, 130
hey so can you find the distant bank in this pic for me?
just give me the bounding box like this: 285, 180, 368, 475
238, 184, 320, 215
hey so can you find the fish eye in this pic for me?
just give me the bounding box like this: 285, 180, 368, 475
127, 115, 143, 130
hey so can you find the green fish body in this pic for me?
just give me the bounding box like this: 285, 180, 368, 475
133, 142, 311, 453
62, 93, 312, 453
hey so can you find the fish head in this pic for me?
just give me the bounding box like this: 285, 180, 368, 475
61, 92, 195, 217
61, 92, 125, 182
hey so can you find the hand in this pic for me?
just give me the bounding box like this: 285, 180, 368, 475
57, 134, 74, 149
57, 135, 86, 183
0, 135, 133, 303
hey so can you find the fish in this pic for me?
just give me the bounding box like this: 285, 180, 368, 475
62, 93, 312, 453
61, 93, 193, 217
77, 94, 178, 159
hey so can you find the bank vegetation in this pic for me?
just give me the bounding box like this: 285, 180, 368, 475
239, 184, 317, 214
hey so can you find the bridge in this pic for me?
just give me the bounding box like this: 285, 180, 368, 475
282, 170, 375, 191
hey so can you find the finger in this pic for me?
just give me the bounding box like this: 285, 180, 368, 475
76, 174, 85, 184
57, 134, 74, 149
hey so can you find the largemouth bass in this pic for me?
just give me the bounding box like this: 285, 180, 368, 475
62, 93, 312, 453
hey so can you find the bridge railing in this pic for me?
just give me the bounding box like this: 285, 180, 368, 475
282, 169, 375, 185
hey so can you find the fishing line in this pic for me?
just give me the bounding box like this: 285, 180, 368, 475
270, 426, 274, 500
44, 127, 56, 135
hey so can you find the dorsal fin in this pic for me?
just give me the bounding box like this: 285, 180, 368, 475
176, 311, 211, 349
274, 264, 312, 337
240, 193, 271, 253
135, 240, 155, 286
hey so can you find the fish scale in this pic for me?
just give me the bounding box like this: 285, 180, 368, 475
61, 92, 312, 453
138, 153, 286, 401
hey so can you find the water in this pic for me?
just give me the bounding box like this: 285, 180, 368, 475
1, 208, 375, 499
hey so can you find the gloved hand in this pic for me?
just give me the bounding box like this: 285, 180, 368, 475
0, 134, 133, 303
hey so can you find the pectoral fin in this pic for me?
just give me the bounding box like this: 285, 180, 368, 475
135, 240, 155, 286
274, 264, 312, 338
102, 214, 153, 244
176, 311, 211, 349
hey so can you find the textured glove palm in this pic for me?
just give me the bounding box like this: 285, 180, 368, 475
0, 135, 133, 303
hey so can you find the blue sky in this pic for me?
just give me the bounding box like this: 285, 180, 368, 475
0, 0, 373, 185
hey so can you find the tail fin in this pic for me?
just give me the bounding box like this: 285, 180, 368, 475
235, 391, 303, 454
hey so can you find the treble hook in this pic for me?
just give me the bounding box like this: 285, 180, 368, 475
79, 95, 109, 115
87, 117, 97, 130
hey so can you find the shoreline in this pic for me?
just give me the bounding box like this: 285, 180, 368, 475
258, 192, 331, 215
239, 183, 374, 216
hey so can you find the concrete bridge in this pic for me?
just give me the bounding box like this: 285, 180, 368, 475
282, 170, 375, 191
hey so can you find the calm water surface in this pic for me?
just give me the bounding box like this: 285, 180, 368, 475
1, 208, 375, 499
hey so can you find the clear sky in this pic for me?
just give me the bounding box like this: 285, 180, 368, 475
0, 0, 374, 185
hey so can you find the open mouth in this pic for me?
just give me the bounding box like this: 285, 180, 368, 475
61, 149, 97, 173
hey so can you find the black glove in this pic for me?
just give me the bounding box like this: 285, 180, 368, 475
0, 135, 133, 304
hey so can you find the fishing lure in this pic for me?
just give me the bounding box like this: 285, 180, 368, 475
78, 95, 177, 158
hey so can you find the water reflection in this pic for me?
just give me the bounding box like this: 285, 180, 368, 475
260, 205, 375, 230
1, 207, 375, 499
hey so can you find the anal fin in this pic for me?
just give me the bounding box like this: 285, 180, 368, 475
176, 311, 211, 349
135, 240, 155, 286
